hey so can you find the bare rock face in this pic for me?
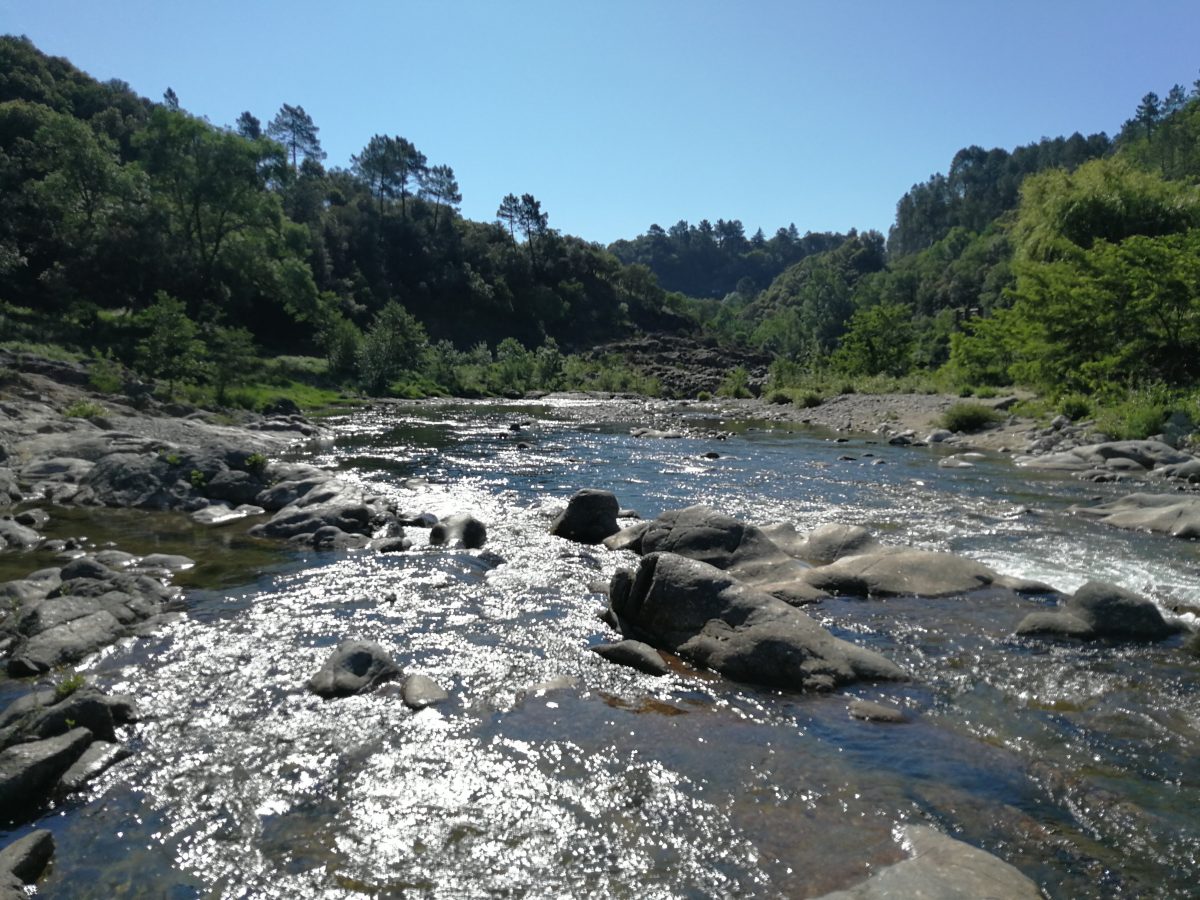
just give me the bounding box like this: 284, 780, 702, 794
608, 552, 905, 692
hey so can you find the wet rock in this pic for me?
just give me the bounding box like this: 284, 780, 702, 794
81, 452, 194, 509
429, 513, 487, 549
527, 674, 576, 694
814, 824, 1040, 899
0, 519, 41, 550
372, 536, 412, 553
763, 522, 879, 566
6, 611, 126, 676
204, 469, 264, 505
0, 727, 93, 826
401, 673, 449, 710
602, 521, 650, 553
591, 639, 669, 676
251, 480, 380, 539
56, 739, 129, 795
13, 509, 48, 530
925, 429, 953, 443
848, 699, 907, 723
308, 640, 400, 698
1070, 492, 1200, 539
639, 505, 824, 605
295, 525, 371, 551
610, 552, 905, 691
798, 547, 1052, 599
59, 556, 112, 582
0, 687, 119, 748
255, 475, 331, 511
0, 829, 54, 886
398, 511, 438, 528
1018, 440, 1193, 474
1017, 581, 1178, 642
549, 489, 620, 545
630, 427, 684, 439
135, 553, 195, 572
191, 502, 265, 526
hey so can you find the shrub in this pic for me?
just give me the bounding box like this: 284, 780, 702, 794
716, 366, 752, 399
55, 672, 85, 700
799, 392, 824, 409
940, 402, 1002, 433
245, 453, 268, 476
766, 390, 793, 405
696, 391, 712, 401
1059, 394, 1092, 421
64, 399, 106, 418
88, 352, 123, 393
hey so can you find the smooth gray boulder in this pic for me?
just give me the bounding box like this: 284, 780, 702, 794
763, 522, 880, 566
1070, 492, 1200, 539
204, 468, 264, 505
1018, 439, 1193, 474
6, 611, 126, 676
848, 699, 907, 723
591, 639, 669, 676
401, 673, 449, 710
639, 505, 824, 605
813, 824, 1041, 899
549, 489, 620, 544
609, 552, 905, 691
429, 513, 487, 549
798, 547, 1053, 599
0, 829, 54, 885
602, 521, 650, 553
0, 727, 93, 826
81, 452, 191, 509
0, 520, 41, 549
1018, 581, 1177, 641
308, 640, 400, 698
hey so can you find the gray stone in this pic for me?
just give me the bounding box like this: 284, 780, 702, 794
602, 521, 650, 553
1070, 492, 1200, 539
0, 727, 93, 826
429, 513, 487, 549
591, 639, 669, 676
204, 468, 263, 505
401, 673, 449, 710
0, 829, 54, 885
1019, 440, 1193, 473
798, 547, 1051, 599
610, 552, 905, 692
56, 739, 129, 795
848, 699, 907, 723
1017, 581, 1177, 642
6, 610, 126, 675
308, 640, 400, 698
0, 520, 40, 549
813, 824, 1041, 899
549, 489, 621, 544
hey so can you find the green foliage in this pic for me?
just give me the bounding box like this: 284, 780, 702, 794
830, 301, 914, 376
88, 351, 123, 393
54, 672, 86, 700
940, 402, 1002, 433
1059, 394, 1092, 421
206, 325, 257, 404
135, 292, 204, 394
245, 452, 268, 476
189, 469, 206, 489
716, 366, 752, 398
766, 390, 792, 405
357, 301, 428, 395
63, 399, 106, 418
696, 390, 711, 401
1091, 383, 1185, 440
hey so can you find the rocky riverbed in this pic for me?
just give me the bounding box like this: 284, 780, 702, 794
0, 356, 1199, 896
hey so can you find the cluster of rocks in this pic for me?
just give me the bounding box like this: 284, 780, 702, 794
1017, 438, 1200, 485
546, 490, 1185, 695
307, 639, 449, 710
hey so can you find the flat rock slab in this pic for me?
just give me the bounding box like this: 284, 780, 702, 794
848, 699, 907, 723
813, 824, 1041, 899
1018, 440, 1194, 473
798, 548, 1052, 599
1070, 492, 1200, 539
591, 639, 669, 676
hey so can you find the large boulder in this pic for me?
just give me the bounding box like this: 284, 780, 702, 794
639, 505, 824, 604
609, 552, 905, 692
307, 640, 400, 698
591, 639, 669, 676
81, 452, 191, 509
0, 686, 118, 749
250, 481, 380, 539
798, 547, 1052, 599
0, 727, 93, 826
1070, 492, 1200, 539
0, 829, 54, 887
6, 611, 126, 676
1017, 581, 1178, 642
813, 824, 1041, 899
549, 489, 620, 544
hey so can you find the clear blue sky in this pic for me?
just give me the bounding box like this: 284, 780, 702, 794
3, 1, 1198, 245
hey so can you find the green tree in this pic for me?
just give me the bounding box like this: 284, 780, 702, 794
418, 164, 461, 228
206, 324, 257, 404
831, 301, 915, 376
235, 111, 261, 140
516, 193, 548, 265
496, 193, 521, 245
266, 103, 324, 170
357, 301, 428, 394
136, 292, 204, 395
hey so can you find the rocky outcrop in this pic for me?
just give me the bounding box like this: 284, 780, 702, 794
813, 825, 1041, 900
1070, 492, 1200, 539
608, 552, 905, 691
308, 640, 400, 698
760, 522, 879, 565
1017, 581, 1178, 642
549, 489, 620, 544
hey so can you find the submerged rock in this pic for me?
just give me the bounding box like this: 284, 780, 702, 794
813, 824, 1041, 899
549, 489, 620, 545
307, 640, 400, 699
1017, 581, 1178, 642
609, 552, 905, 691
762, 522, 879, 566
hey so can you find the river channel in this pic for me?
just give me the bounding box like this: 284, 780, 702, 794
4, 398, 1199, 898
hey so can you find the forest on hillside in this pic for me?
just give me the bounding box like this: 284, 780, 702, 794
2, 33, 1200, 428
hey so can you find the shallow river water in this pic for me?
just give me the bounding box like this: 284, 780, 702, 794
3, 399, 1200, 898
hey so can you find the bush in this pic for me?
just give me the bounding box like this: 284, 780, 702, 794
799, 392, 824, 408
88, 352, 123, 393
1059, 394, 1092, 421
716, 366, 752, 399
766, 390, 793, 405
64, 399, 106, 418
940, 402, 1002, 433
696, 391, 712, 401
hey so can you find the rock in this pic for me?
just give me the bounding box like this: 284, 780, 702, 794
6, 610, 126, 675
204, 469, 264, 505
0, 727, 93, 826
255, 476, 330, 511
1070, 492, 1200, 539
307, 640, 400, 698
798, 547, 1051, 599
0, 687, 118, 748
630, 427, 684, 439
251, 480, 379, 539
1018, 440, 1193, 474
591, 639, 669, 676
429, 513, 487, 549
81, 452, 193, 509
602, 521, 650, 553
401, 673, 449, 710
1017, 581, 1177, 642
925, 429, 953, 443
56, 739, 130, 795
372, 536, 412, 553
398, 511, 438, 528
0, 829, 54, 885
848, 699, 907, 723
59, 556, 112, 581
298, 525, 370, 550
610, 553, 905, 691
813, 824, 1041, 899
191, 502, 265, 526
526, 674, 576, 694
549, 489, 621, 544
639, 505, 824, 604
0, 520, 40, 551
764, 522, 880, 566
135, 553, 194, 572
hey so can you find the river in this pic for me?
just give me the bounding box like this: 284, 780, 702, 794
4, 398, 1199, 898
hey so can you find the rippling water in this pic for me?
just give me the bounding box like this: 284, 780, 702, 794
6, 399, 1200, 898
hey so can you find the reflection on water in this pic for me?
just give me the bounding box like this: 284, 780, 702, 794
7, 399, 1200, 898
